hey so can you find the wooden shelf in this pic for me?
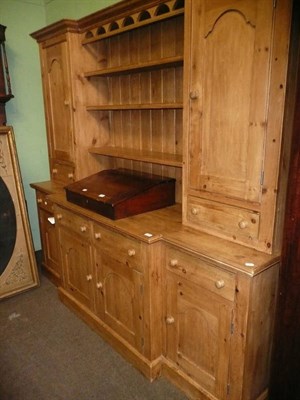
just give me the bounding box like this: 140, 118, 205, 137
88, 146, 183, 167
84, 56, 183, 78
86, 103, 183, 111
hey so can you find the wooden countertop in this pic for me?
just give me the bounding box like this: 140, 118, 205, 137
31, 180, 280, 276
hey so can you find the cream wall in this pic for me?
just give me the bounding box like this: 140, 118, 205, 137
45, 0, 118, 24
0, 0, 118, 250
0, 0, 48, 250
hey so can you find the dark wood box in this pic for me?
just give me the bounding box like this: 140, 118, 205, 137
65, 169, 176, 220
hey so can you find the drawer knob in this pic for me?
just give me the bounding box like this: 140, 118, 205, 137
166, 316, 175, 325
86, 274, 92, 281
44, 201, 48, 206
128, 249, 136, 257
238, 220, 248, 229
189, 90, 199, 100
94, 232, 101, 240
52, 168, 58, 174
80, 225, 87, 233
37, 198, 43, 204
96, 282, 103, 289
191, 207, 199, 215
56, 213, 62, 220
215, 279, 225, 289
169, 259, 178, 267
68, 173, 74, 179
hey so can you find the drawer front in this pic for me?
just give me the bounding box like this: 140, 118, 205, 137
36, 190, 53, 212
54, 206, 91, 238
51, 161, 75, 185
166, 246, 235, 302
93, 223, 143, 272
187, 196, 260, 240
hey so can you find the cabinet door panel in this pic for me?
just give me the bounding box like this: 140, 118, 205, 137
39, 208, 61, 280
165, 273, 233, 398
60, 228, 94, 309
43, 37, 74, 162
187, 0, 274, 203
94, 251, 144, 352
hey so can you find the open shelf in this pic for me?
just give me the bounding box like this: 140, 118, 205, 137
88, 146, 183, 167
84, 56, 183, 78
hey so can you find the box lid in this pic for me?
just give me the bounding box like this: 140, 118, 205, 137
65, 168, 175, 206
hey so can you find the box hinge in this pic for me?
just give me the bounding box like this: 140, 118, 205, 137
273, 0, 277, 8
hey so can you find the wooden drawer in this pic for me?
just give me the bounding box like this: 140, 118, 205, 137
54, 206, 91, 238
36, 190, 53, 212
93, 223, 143, 272
51, 160, 75, 185
187, 196, 260, 240
166, 246, 236, 302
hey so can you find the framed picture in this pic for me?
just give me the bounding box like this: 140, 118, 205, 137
0, 126, 39, 299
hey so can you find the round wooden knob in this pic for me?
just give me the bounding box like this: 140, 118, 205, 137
64, 100, 70, 106
86, 274, 92, 281
128, 249, 136, 257
80, 225, 87, 232
166, 316, 175, 324
94, 232, 101, 240
189, 90, 199, 100
215, 279, 225, 289
238, 220, 248, 229
96, 282, 103, 289
191, 207, 199, 215
56, 213, 62, 220
68, 173, 74, 179
169, 259, 178, 267
37, 198, 43, 204
52, 168, 58, 174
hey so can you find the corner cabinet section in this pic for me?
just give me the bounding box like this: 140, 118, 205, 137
31, 24, 78, 185
183, 0, 292, 253
163, 245, 235, 399
30, 182, 62, 286
162, 241, 280, 400
37, 195, 61, 284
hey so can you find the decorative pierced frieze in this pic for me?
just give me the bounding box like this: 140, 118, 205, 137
82, 0, 184, 44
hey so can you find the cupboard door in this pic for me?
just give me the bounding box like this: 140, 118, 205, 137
59, 227, 94, 309
39, 207, 61, 284
94, 250, 144, 353
165, 272, 233, 399
183, 0, 292, 252
41, 35, 74, 163
186, 0, 274, 203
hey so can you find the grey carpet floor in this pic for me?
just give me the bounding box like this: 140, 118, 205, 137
0, 274, 188, 400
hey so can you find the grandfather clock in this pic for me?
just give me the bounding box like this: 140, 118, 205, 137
0, 24, 13, 125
